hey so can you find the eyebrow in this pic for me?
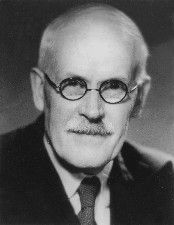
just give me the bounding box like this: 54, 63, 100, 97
65, 73, 90, 83
65, 73, 130, 85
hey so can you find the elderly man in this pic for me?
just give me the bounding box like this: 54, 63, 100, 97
0, 3, 174, 225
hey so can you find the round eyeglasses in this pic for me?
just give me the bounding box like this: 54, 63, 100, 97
36, 69, 137, 104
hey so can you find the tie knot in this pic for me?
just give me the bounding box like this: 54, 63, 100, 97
78, 176, 101, 209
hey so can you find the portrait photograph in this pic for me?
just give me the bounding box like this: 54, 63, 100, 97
0, 0, 174, 224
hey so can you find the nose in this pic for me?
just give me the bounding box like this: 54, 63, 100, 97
79, 90, 105, 122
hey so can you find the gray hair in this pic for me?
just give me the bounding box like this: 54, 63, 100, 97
38, 3, 150, 84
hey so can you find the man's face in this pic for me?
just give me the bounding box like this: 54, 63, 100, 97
43, 18, 137, 172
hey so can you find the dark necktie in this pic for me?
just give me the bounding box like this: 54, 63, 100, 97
78, 176, 101, 225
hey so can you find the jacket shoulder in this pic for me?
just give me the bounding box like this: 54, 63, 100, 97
0, 115, 44, 151
121, 141, 174, 181
0, 115, 44, 184
126, 141, 174, 170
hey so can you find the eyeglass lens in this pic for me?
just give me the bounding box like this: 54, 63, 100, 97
100, 80, 127, 103
60, 78, 86, 100
60, 77, 127, 103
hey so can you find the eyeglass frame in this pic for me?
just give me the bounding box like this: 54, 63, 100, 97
32, 68, 138, 104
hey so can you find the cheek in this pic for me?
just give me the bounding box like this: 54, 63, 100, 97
45, 91, 78, 133
106, 103, 134, 131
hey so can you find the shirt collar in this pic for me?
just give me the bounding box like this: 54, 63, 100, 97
44, 135, 113, 199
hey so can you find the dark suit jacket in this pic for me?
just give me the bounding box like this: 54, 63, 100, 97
0, 115, 174, 225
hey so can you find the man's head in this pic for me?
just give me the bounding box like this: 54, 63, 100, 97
30, 3, 151, 173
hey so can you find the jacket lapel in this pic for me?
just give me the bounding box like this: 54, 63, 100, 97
109, 144, 174, 225
24, 131, 80, 225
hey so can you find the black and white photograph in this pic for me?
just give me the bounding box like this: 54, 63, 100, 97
0, 0, 174, 224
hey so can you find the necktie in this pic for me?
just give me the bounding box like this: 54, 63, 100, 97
78, 176, 101, 225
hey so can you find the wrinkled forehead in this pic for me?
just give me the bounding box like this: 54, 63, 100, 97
40, 6, 136, 80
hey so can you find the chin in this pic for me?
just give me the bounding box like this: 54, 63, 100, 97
52, 131, 125, 173
60, 143, 113, 172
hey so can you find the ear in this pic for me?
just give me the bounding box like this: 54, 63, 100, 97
131, 76, 151, 118
30, 68, 45, 112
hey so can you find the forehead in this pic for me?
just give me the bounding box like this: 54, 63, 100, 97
48, 10, 135, 83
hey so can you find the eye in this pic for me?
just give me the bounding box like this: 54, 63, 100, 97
101, 79, 127, 91
60, 77, 87, 100
100, 79, 127, 103
61, 78, 85, 90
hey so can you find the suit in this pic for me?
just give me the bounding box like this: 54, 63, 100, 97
0, 115, 174, 225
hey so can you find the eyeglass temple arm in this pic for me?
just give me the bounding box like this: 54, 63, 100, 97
129, 84, 138, 93
32, 67, 60, 93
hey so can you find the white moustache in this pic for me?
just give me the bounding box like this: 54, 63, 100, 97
66, 118, 114, 137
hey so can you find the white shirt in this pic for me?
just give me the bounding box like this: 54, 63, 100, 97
44, 136, 113, 225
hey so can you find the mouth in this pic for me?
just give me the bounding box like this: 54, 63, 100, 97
67, 129, 113, 137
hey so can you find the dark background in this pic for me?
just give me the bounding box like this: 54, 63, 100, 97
0, 0, 174, 154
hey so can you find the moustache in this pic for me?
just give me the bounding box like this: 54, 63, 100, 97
67, 122, 113, 137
